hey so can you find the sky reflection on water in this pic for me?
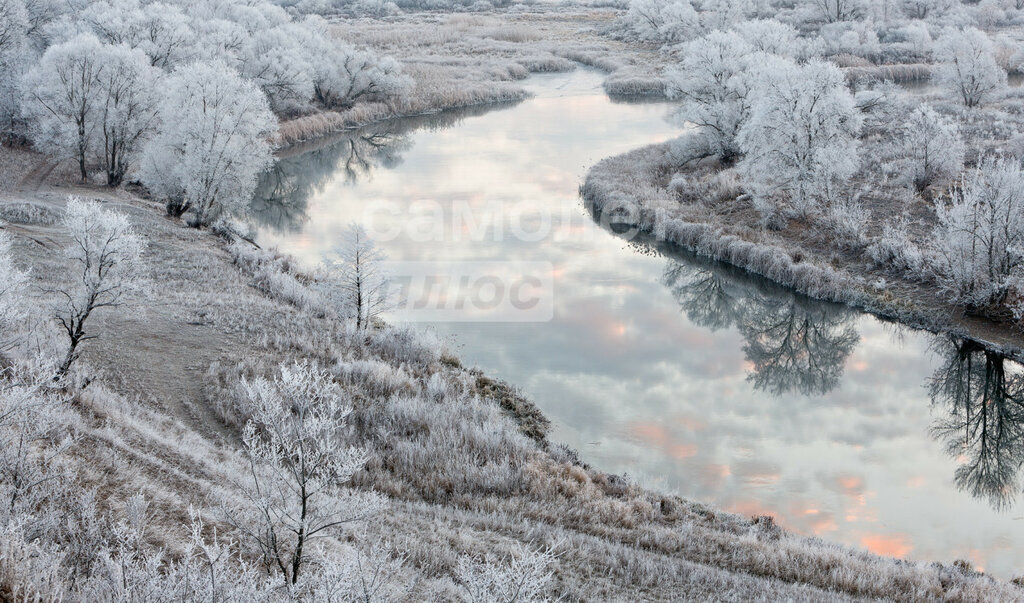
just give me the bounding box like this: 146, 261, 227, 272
253, 69, 1024, 577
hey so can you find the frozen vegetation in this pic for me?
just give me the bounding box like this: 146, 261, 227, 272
2, 177, 1024, 598
585, 0, 1024, 351
4, 0, 1024, 598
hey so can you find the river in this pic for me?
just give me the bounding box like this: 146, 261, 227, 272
253, 68, 1024, 578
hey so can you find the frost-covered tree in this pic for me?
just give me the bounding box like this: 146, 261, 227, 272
933, 27, 1007, 108
226, 362, 382, 585
323, 223, 390, 330
808, 0, 865, 22
21, 34, 106, 183
313, 47, 410, 110
931, 157, 1024, 311
665, 31, 759, 162
301, 17, 410, 110
140, 61, 276, 226
738, 59, 862, 225
241, 23, 314, 112
625, 0, 701, 44
899, 105, 964, 192
68, 0, 196, 70
0, 0, 29, 140
730, 19, 800, 57
901, 0, 955, 20
51, 198, 145, 375
93, 44, 160, 186
22, 34, 159, 186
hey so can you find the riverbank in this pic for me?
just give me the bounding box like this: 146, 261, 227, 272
2, 145, 1023, 598
582, 140, 1024, 360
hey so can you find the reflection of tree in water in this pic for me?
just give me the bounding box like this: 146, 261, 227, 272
250, 100, 521, 234
662, 258, 859, 397
250, 129, 411, 233
929, 336, 1024, 510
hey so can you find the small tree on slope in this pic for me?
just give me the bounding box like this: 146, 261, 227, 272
51, 198, 145, 376
323, 223, 390, 330
226, 362, 383, 586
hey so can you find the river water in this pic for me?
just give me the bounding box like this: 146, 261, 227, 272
253, 68, 1024, 577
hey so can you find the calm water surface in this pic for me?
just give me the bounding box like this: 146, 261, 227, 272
254, 69, 1024, 577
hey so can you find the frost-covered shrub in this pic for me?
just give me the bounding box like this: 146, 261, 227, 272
824, 196, 870, 246
0, 231, 30, 354
866, 217, 924, 274
458, 544, 556, 603
0, 201, 62, 225
367, 325, 443, 367
364, 391, 535, 499
335, 357, 414, 399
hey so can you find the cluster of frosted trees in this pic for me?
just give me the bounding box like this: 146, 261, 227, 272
622, 0, 1023, 47
1, 0, 411, 225
654, 0, 1024, 315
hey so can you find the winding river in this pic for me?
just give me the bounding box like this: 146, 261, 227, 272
253, 69, 1024, 578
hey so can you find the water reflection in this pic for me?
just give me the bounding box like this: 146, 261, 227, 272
251, 102, 521, 233
663, 257, 859, 396
929, 337, 1024, 510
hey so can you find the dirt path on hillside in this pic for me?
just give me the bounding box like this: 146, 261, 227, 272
2, 179, 246, 444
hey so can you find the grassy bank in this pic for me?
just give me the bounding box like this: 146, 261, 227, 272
582, 141, 1024, 359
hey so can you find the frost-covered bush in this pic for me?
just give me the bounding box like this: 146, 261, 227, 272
866, 217, 924, 274
933, 27, 1007, 108
824, 195, 870, 246
0, 232, 30, 354
458, 544, 557, 603
898, 105, 964, 191
738, 59, 862, 224
140, 60, 276, 226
